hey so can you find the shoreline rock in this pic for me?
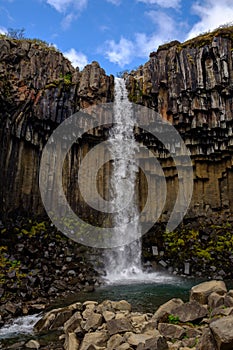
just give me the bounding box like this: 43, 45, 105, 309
2, 280, 233, 350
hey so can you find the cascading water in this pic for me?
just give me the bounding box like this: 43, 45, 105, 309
104, 77, 143, 281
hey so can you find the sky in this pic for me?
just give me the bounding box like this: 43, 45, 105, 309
0, 0, 233, 75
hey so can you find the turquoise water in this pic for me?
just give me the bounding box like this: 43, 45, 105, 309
52, 274, 201, 313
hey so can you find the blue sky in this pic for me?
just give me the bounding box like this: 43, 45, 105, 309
0, 0, 233, 75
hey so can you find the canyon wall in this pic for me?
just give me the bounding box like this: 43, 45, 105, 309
0, 38, 114, 219
126, 30, 233, 224
1, 28, 233, 227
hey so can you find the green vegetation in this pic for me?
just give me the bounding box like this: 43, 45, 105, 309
0, 27, 58, 52
157, 24, 233, 53
162, 222, 233, 272
168, 314, 180, 324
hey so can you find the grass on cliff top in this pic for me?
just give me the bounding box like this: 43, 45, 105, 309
156, 24, 233, 53
0, 33, 59, 52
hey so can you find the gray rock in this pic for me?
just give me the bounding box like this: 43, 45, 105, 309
107, 317, 133, 335
82, 312, 103, 331
79, 331, 109, 350
152, 298, 184, 323
64, 311, 83, 333
25, 340, 40, 349
64, 332, 79, 350
210, 315, 233, 350
208, 292, 225, 309
158, 323, 185, 340
172, 301, 208, 323
190, 280, 227, 304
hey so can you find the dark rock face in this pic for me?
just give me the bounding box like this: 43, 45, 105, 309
0, 38, 114, 219
126, 31, 233, 221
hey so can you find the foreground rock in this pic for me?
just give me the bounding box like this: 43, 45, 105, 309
3, 280, 233, 349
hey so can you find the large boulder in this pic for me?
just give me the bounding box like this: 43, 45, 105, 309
196, 328, 217, 350
172, 301, 208, 323
158, 323, 185, 340
64, 333, 80, 350
152, 298, 184, 323
190, 281, 227, 304
79, 331, 109, 350
210, 315, 233, 350
107, 317, 133, 335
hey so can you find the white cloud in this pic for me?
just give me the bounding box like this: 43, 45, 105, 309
0, 26, 7, 35
187, 0, 233, 39
103, 11, 177, 67
61, 13, 76, 29
46, 0, 87, 13
104, 38, 134, 67
106, 0, 121, 5
137, 0, 181, 9
63, 48, 88, 70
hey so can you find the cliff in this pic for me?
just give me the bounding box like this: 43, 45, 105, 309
0, 38, 114, 219
126, 26, 233, 223
1, 27, 233, 228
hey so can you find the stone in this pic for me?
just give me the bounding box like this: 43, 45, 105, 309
190, 281, 227, 304
117, 343, 132, 350
107, 317, 133, 335
82, 313, 103, 331
224, 295, 233, 308
113, 300, 132, 312
64, 333, 79, 350
210, 315, 233, 350
196, 328, 216, 350
172, 301, 208, 323
158, 323, 185, 340
102, 310, 115, 322
208, 292, 225, 309
79, 331, 109, 350
124, 331, 159, 346
25, 340, 40, 349
64, 311, 83, 333
152, 298, 184, 323
107, 334, 124, 349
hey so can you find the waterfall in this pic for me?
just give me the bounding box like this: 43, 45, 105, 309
104, 77, 143, 282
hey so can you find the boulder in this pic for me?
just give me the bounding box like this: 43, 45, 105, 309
64, 332, 79, 350
107, 317, 133, 335
210, 315, 233, 350
172, 301, 208, 323
82, 313, 103, 331
208, 292, 225, 309
124, 331, 158, 346
152, 298, 184, 323
25, 340, 40, 349
190, 281, 227, 304
64, 311, 83, 333
112, 300, 132, 312
137, 334, 169, 350
102, 310, 115, 322
107, 334, 124, 350
196, 328, 217, 350
79, 331, 109, 350
158, 323, 185, 340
